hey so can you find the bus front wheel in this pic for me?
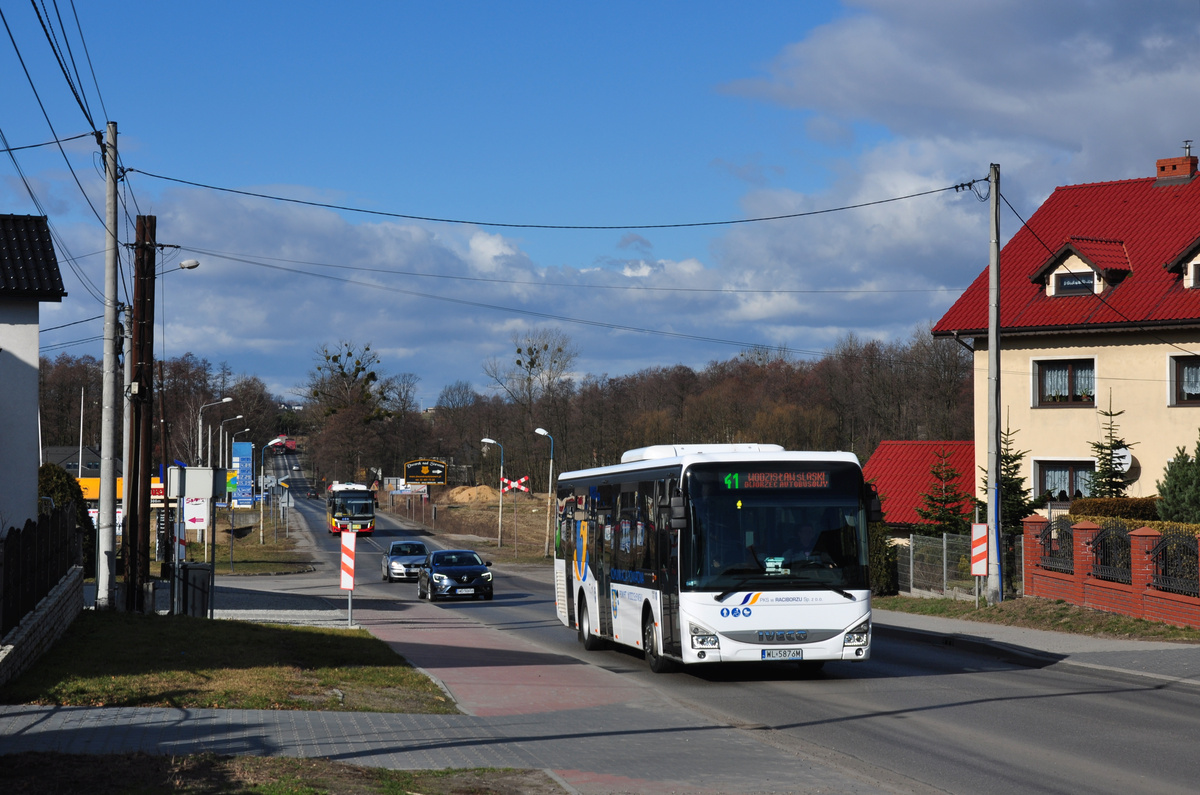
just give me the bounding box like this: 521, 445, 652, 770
643, 611, 674, 673
578, 596, 602, 650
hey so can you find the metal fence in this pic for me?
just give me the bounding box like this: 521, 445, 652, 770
898, 532, 1022, 601
0, 502, 82, 637
1151, 526, 1199, 597
1038, 516, 1074, 574
1092, 518, 1131, 584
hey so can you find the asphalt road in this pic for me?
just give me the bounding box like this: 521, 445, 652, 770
246, 473, 1200, 794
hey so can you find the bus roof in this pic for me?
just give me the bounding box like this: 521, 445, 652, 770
328, 481, 371, 492
559, 447, 862, 483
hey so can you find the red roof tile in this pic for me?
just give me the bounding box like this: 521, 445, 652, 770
933, 171, 1200, 336
863, 441, 975, 526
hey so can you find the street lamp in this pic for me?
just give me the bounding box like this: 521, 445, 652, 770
259, 439, 284, 543
481, 437, 504, 548
219, 415, 245, 468
197, 397, 232, 466
535, 428, 555, 557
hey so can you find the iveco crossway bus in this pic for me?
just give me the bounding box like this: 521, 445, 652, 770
552, 444, 881, 672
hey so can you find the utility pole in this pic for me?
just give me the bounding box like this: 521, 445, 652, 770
986, 163, 1003, 605
123, 216, 156, 612
97, 121, 119, 610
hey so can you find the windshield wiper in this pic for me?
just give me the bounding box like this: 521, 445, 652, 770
714, 578, 759, 603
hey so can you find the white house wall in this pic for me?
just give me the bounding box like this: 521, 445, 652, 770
0, 299, 40, 529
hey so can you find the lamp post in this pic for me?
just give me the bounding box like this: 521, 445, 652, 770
219, 415, 244, 470
481, 437, 504, 548
219, 416, 244, 470
535, 428, 555, 557
259, 440, 283, 544
197, 397, 232, 466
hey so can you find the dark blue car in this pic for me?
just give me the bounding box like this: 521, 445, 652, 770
417, 549, 493, 601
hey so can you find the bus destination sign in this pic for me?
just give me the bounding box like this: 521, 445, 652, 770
723, 471, 830, 489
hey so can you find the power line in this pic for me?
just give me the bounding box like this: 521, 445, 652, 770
130, 168, 985, 231
0, 129, 93, 153
42, 313, 103, 332
0, 5, 103, 226
181, 244, 969, 296
31, 0, 95, 131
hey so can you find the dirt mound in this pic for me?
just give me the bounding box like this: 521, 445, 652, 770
443, 485, 500, 503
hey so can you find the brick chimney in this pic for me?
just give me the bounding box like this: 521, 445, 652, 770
1156, 141, 1198, 183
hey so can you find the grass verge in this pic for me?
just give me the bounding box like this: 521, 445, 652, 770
0, 611, 456, 712
184, 520, 313, 576
0, 753, 566, 794
874, 594, 1200, 643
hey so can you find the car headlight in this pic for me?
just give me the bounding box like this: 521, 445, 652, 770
689, 622, 719, 649
481, 571, 492, 581
432, 573, 450, 584
844, 619, 870, 647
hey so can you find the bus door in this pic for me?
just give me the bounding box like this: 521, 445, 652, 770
657, 479, 682, 657
593, 486, 616, 639
660, 526, 682, 657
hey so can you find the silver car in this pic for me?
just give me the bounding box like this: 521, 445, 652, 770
382, 540, 429, 582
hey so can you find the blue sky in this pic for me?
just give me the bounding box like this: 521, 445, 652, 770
5, 2, 1200, 408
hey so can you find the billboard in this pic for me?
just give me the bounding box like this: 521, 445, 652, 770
405, 459, 447, 485
233, 441, 254, 508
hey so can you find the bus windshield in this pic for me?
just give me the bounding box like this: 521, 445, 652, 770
681, 463, 869, 592
331, 495, 373, 518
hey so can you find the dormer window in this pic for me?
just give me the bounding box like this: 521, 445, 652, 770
1055, 271, 1095, 295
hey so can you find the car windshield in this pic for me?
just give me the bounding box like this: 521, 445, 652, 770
390, 542, 426, 556
433, 551, 482, 567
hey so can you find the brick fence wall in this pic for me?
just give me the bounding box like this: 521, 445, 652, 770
0, 566, 83, 689
1022, 516, 1200, 629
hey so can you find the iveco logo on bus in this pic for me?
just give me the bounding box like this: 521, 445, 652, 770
757, 630, 809, 643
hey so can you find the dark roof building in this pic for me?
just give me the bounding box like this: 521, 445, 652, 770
0, 214, 67, 301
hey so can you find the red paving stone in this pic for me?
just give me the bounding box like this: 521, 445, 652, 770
357, 605, 653, 717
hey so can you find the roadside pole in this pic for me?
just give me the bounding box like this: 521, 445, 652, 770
986, 162, 1003, 605
341, 530, 356, 627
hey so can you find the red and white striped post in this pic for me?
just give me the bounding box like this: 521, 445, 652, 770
341, 530, 356, 626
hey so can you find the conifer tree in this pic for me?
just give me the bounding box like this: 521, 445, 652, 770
914, 447, 974, 536
979, 422, 1047, 533
1156, 431, 1200, 523
1089, 391, 1132, 498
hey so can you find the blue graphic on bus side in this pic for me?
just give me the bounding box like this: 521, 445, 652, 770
719, 607, 753, 618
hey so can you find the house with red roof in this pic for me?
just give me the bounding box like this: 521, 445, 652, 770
933, 150, 1200, 502
863, 441, 975, 529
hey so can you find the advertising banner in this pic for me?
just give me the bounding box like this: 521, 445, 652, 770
405, 459, 447, 485
233, 441, 254, 508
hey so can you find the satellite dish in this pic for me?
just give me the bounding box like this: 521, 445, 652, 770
1112, 447, 1132, 473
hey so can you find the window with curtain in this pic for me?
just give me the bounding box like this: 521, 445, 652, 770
1174, 356, 1200, 405
1036, 359, 1095, 406
1038, 461, 1095, 500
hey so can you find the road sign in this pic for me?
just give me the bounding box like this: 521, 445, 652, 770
405, 458, 447, 485
971, 523, 988, 576
340, 531, 356, 590
501, 475, 530, 494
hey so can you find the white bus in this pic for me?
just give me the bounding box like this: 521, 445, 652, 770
552, 444, 881, 672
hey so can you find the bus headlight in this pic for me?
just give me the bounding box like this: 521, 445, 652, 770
689, 622, 719, 649
843, 619, 870, 647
